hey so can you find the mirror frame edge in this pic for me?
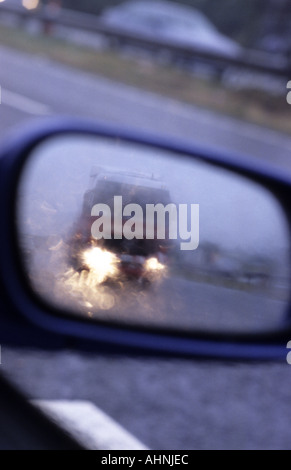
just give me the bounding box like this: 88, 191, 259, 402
0, 117, 290, 360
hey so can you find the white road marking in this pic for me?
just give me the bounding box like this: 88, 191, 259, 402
32, 400, 149, 451
1, 88, 51, 115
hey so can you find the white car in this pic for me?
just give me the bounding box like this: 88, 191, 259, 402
101, 0, 241, 57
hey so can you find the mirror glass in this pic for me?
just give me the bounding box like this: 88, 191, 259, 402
17, 134, 291, 334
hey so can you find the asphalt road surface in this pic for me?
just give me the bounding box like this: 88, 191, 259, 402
24, 236, 288, 335
1, 45, 291, 450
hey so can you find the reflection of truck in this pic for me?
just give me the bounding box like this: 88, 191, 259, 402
68, 167, 174, 285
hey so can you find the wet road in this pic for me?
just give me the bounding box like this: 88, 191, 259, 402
1, 44, 291, 449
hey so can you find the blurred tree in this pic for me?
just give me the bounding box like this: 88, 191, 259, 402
259, 0, 291, 46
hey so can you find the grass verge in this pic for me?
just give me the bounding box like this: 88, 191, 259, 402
0, 22, 291, 134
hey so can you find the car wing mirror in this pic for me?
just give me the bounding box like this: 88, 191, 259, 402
1, 119, 291, 360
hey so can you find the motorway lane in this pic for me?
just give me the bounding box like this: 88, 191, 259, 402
3, 349, 291, 450
1, 46, 291, 169
1, 45, 291, 449
0, 102, 30, 133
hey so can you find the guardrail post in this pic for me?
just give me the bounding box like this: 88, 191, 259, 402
42, 2, 61, 35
